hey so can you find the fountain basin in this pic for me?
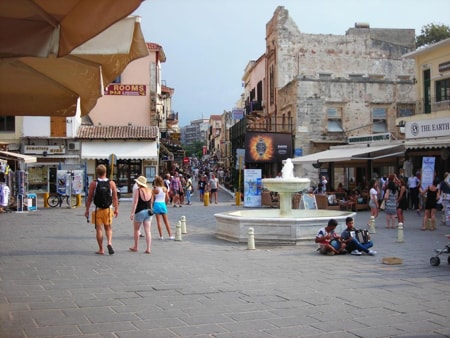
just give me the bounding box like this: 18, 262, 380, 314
262, 177, 310, 217
215, 209, 356, 245
262, 177, 310, 193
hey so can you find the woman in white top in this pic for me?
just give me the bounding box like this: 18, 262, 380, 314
369, 179, 379, 219
152, 176, 174, 240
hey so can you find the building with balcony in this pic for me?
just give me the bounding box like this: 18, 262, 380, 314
206, 115, 222, 161
398, 38, 450, 177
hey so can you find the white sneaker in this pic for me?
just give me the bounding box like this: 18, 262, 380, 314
159, 237, 164, 240
169, 235, 175, 240
368, 250, 377, 256
351, 250, 362, 256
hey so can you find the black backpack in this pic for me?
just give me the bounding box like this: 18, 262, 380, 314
93, 179, 112, 209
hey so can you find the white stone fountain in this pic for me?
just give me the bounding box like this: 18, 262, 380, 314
261, 159, 310, 217
215, 158, 355, 245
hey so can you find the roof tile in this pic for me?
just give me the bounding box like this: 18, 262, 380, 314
77, 125, 158, 140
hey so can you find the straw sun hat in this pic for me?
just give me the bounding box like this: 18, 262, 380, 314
134, 176, 147, 187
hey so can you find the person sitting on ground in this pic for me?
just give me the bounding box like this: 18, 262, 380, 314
341, 217, 377, 256
315, 219, 346, 255
340, 189, 358, 210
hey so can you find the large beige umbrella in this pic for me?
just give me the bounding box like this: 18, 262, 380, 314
0, 16, 149, 117
0, 0, 144, 58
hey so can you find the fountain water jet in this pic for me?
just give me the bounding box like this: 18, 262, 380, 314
215, 158, 355, 245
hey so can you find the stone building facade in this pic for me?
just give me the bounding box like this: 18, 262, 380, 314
264, 6, 417, 186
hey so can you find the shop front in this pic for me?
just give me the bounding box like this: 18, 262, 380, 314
291, 142, 405, 191
20, 145, 82, 194
402, 118, 450, 180
81, 141, 158, 196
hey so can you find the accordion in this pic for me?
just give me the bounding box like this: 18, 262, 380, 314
352, 229, 370, 244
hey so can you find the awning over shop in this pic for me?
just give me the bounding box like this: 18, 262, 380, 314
403, 137, 450, 150
0, 150, 37, 163
81, 142, 157, 160
291, 144, 404, 164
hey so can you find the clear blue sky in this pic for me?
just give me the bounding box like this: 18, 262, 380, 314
134, 0, 449, 127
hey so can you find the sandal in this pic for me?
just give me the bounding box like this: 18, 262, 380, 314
107, 245, 114, 255
129, 247, 138, 252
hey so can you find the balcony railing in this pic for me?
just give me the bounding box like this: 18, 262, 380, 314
245, 100, 263, 114
167, 112, 178, 121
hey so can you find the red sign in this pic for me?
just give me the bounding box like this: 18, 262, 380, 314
183, 157, 189, 164
105, 84, 146, 96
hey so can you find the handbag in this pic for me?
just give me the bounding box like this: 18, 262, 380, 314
379, 199, 386, 210
148, 208, 154, 216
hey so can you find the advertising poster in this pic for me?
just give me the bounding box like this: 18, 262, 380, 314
57, 170, 85, 195
244, 169, 262, 207
72, 170, 84, 195
245, 132, 292, 163
421, 157, 435, 190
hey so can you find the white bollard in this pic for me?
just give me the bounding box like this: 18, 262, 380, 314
368, 215, 376, 234
247, 227, 255, 250
396, 222, 404, 243
175, 221, 182, 241
180, 216, 187, 234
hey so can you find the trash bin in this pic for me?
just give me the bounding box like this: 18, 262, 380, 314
26, 193, 37, 211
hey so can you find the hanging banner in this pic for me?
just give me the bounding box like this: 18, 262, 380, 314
244, 169, 262, 207
421, 157, 435, 190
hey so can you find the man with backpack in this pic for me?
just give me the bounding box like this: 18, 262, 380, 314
84, 164, 119, 255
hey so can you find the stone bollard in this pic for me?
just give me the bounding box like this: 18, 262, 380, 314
175, 221, 182, 241
396, 222, 405, 243
247, 227, 255, 250
368, 216, 376, 234
180, 216, 187, 234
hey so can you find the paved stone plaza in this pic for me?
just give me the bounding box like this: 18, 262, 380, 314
1, 189, 449, 337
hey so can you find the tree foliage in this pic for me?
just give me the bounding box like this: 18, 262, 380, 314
184, 140, 205, 158
416, 23, 450, 47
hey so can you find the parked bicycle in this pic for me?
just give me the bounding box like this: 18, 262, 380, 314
47, 191, 77, 208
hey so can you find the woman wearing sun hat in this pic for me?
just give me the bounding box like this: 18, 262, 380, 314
129, 176, 153, 253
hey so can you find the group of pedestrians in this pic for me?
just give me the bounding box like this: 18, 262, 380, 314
197, 173, 220, 204
369, 171, 448, 231
85, 165, 176, 255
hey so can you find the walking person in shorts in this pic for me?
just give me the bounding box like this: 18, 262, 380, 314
85, 164, 119, 255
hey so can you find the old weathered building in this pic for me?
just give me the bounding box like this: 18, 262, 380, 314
265, 6, 417, 187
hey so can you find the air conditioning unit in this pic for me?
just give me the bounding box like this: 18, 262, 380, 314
68, 142, 80, 150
